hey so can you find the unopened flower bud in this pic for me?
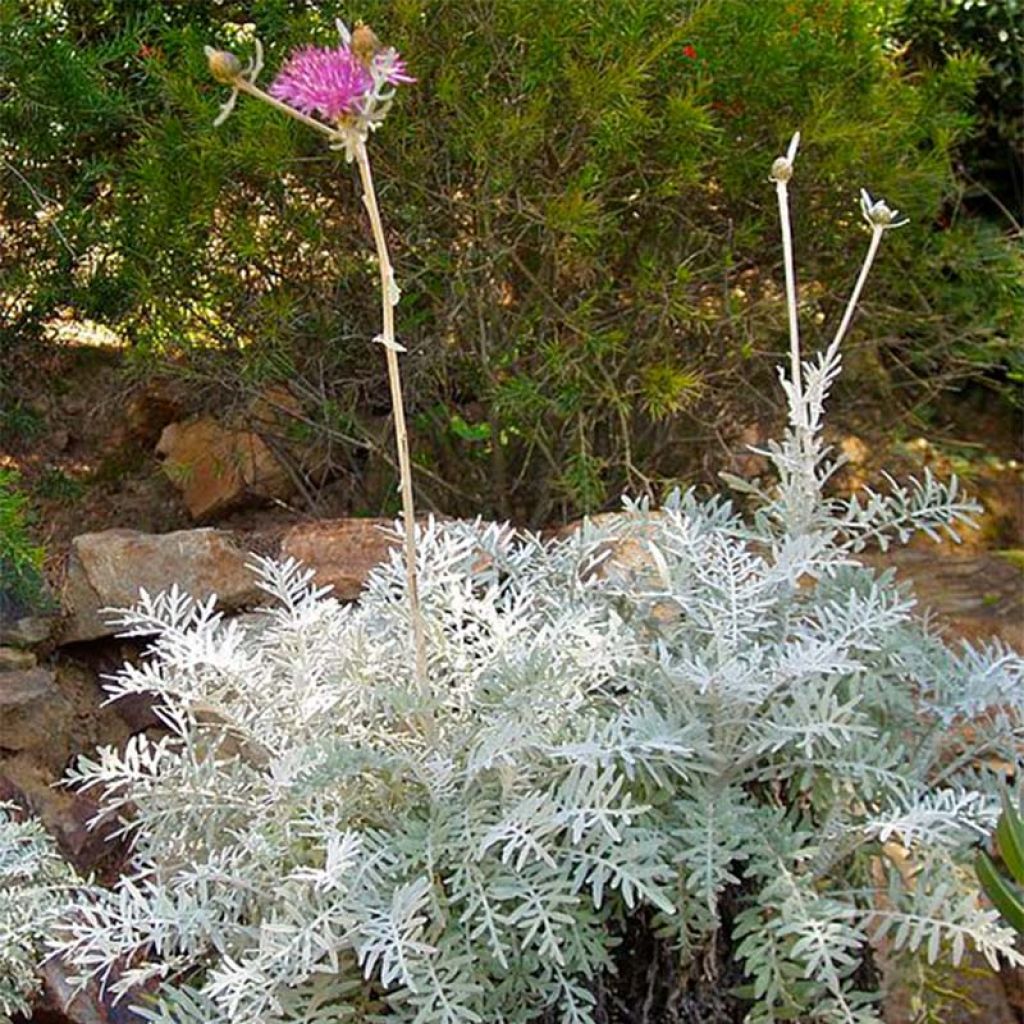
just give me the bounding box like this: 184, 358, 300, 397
859, 189, 907, 230
866, 200, 894, 225
770, 157, 793, 183
351, 22, 382, 68
205, 46, 242, 84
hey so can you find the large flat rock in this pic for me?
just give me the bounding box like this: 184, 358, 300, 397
61, 528, 264, 643
59, 520, 400, 644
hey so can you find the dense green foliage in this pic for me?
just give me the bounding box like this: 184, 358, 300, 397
897, 0, 1023, 217
0, 470, 47, 616
2, 0, 1020, 520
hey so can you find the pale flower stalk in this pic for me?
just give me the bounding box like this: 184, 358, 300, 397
768, 136, 909, 536
823, 190, 909, 367
769, 131, 803, 431
204, 22, 427, 689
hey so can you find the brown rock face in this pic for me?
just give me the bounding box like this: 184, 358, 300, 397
61, 528, 264, 643
279, 518, 400, 600
0, 612, 58, 648
156, 414, 294, 520
0, 668, 71, 755
57, 521, 410, 643
861, 549, 1024, 649
0, 646, 37, 671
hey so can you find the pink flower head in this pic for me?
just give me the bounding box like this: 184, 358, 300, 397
270, 45, 372, 119
270, 42, 414, 122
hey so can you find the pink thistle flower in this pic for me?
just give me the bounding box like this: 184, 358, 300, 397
270, 45, 373, 120
270, 42, 414, 122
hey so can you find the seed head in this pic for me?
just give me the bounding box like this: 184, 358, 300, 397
770, 157, 793, 183
205, 46, 242, 84
769, 131, 801, 184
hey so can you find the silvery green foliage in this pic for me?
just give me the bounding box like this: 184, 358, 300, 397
1, 804, 76, 1020
47, 478, 1024, 1022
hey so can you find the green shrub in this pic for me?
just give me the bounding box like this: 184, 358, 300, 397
2, 0, 1020, 520
0, 470, 47, 616
897, 0, 1023, 217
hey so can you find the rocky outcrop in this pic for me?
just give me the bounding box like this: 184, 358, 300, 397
0, 612, 58, 647
0, 646, 37, 671
279, 518, 400, 599
862, 548, 1024, 649
61, 528, 264, 643
59, 520, 401, 643
155, 414, 294, 521
0, 667, 71, 755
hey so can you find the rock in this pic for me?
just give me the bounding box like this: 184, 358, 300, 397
0, 646, 37, 671
279, 519, 401, 600
38, 954, 154, 1023
0, 612, 58, 648
725, 422, 771, 481
0, 668, 71, 754
881, 951, 1018, 1024
156, 414, 295, 521
108, 690, 164, 733
861, 549, 1023, 650
1, 761, 128, 878
61, 528, 265, 643
246, 383, 304, 432
122, 381, 185, 447
245, 385, 330, 483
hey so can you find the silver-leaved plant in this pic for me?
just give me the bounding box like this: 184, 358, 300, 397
43, 133, 1024, 1024
1, 804, 78, 1021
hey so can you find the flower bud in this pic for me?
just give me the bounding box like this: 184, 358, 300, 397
859, 190, 906, 230
866, 201, 894, 226
770, 157, 793, 183
205, 46, 242, 84
351, 22, 382, 67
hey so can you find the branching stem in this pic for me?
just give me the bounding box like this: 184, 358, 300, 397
214, 63, 430, 696
235, 78, 340, 142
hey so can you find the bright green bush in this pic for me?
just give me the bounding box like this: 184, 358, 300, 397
0, 470, 47, 616
2, 0, 1020, 520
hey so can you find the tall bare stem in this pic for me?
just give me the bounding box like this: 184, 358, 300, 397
205, 44, 429, 691
354, 139, 427, 688
823, 225, 883, 368
772, 134, 803, 432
